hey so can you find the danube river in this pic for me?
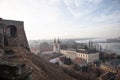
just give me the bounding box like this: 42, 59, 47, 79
76, 39, 120, 55
99, 42, 120, 55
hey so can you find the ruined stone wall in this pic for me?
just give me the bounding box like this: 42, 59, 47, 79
0, 19, 29, 49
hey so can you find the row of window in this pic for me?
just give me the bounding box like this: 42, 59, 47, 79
78, 53, 88, 58
101, 65, 116, 73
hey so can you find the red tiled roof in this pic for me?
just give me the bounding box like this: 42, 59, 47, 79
31, 47, 39, 52
59, 57, 66, 62
74, 58, 86, 64
30, 47, 52, 52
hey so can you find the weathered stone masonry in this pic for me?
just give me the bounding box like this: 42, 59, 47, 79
0, 18, 31, 80
0, 18, 29, 57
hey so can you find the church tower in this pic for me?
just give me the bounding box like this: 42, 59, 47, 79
53, 38, 61, 53
53, 38, 57, 52
57, 38, 60, 53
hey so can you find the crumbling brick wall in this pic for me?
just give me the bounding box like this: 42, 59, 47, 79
0, 18, 29, 49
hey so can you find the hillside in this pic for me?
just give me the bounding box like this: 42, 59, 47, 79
17, 47, 75, 80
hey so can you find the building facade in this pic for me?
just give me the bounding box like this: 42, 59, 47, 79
77, 52, 99, 63
61, 50, 78, 60
61, 50, 99, 63
100, 59, 120, 73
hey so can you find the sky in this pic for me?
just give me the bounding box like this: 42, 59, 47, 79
0, 0, 120, 40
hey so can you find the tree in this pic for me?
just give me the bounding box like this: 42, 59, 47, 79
64, 57, 72, 65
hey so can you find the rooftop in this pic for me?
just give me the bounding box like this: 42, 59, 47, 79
77, 48, 98, 54
73, 58, 87, 65
101, 59, 120, 68
109, 59, 120, 68
99, 72, 115, 80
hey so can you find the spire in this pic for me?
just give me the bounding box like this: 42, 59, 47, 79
58, 38, 60, 43
54, 38, 56, 43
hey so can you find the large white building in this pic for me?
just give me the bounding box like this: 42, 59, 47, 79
77, 51, 99, 63
61, 50, 77, 60
61, 49, 99, 63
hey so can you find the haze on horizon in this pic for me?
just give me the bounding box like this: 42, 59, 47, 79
0, 0, 120, 40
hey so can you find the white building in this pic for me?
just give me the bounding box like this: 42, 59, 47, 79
61, 50, 78, 60
61, 49, 99, 63
77, 52, 99, 63
49, 57, 63, 66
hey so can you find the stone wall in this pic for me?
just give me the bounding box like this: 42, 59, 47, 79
0, 18, 29, 49
0, 18, 29, 57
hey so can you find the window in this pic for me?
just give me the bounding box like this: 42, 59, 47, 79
5, 50, 14, 55
7, 25, 17, 37
0, 26, 3, 43
0, 33, 2, 43
4, 35, 8, 46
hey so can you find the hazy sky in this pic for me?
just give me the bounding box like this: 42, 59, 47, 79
0, 0, 120, 40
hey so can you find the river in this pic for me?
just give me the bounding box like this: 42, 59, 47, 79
76, 39, 120, 55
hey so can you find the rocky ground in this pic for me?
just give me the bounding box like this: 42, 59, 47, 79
16, 47, 75, 80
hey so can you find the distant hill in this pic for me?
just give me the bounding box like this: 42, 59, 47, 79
107, 37, 120, 42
